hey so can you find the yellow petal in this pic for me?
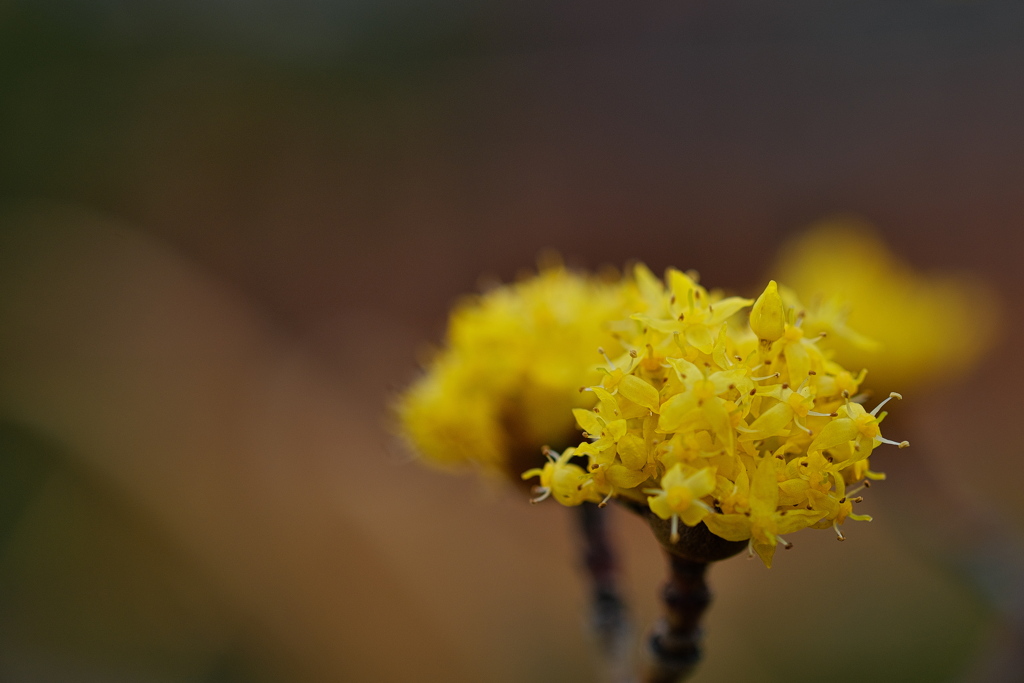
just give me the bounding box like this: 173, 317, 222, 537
750, 457, 780, 515
648, 493, 673, 520
708, 296, 754, 324
633, 262, 664, 299
680, 504, 710, 526
667, 357, 701, 383
658, 392, 698, 432
703, 514, 751, 541
752, 537, 777, 568
740, 402, 794, 440
685, 466, 718, 498
808, 417, 859, 453
572, 408, 604, 436
784, 341, 811, 385
616, 432, 648, 470
775, 509, 824, 535
701, 397, 734, 449
607, 464, 650, 489
684, 325, 715, 354
618, 374, 661, 413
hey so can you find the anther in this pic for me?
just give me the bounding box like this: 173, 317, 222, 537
870, 391, 903, 417
629, 349, 638, 358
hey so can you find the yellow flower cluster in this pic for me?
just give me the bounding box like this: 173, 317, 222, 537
524, 266, 908, 567
396, 264, 631, 478
773, 218, 998, 391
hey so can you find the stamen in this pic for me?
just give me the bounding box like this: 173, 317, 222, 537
833, 521, 845, 541
807, 410, 838, 417
875, 437, 910, 448
752, 372, 781, 381
777, 535, 793, 550
598, 490, 614, 508
845, 483, 868, 496
870, 392, 903, 417
794, 417, 812, 435
670, 514, 680, 543
747, 539, 755, 559
531, 487, 552, 504
598, 347, 616, 369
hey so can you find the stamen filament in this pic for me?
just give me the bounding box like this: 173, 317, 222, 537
531, 487, 552, 504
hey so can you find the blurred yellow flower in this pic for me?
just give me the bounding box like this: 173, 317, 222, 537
772, 218, 999, 390
396, 264, 631, 479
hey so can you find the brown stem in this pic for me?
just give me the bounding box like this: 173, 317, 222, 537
645, 555, 710, 683
577, 503, 634, 683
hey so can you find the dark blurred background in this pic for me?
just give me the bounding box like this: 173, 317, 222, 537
1, 1, 1023, 681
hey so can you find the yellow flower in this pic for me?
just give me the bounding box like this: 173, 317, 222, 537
704, 458, 824, 568
399, 256, 910, 569
772, 217, 998, 390
645, 463, 717, 542
521, 447, 603, 507
396, 264, 631, 479
546, 270, 906, 567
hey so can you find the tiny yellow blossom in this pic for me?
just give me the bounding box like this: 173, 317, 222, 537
645, 464, 717, 542
522, 447, 602, 506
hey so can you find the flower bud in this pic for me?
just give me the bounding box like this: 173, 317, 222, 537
749, 280, 786, 343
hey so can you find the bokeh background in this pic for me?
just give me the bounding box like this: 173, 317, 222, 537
1, 1, 1023, 681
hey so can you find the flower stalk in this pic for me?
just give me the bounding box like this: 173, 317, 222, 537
577, 503, 634, 683
646, 555, 710, 683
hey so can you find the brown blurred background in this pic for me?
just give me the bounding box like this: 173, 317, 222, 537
1, 1, 1023, 681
